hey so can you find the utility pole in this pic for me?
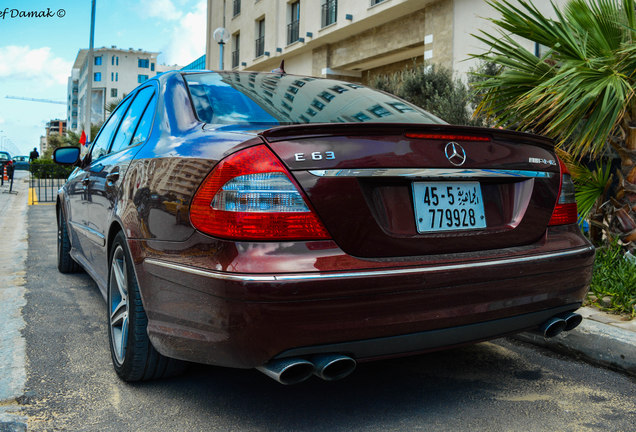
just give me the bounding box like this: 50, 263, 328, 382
85, 0, 96, 142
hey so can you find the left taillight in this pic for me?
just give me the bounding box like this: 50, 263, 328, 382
190, 145, 330, 240
549, 158, 578, 226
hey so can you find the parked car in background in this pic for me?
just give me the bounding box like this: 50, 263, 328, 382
0, 151, 13, 176
53, 70, 594, 384
12, 155, 29, 170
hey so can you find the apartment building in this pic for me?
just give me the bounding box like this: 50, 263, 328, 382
68, 46, 180, 132
205, 0, 564, 83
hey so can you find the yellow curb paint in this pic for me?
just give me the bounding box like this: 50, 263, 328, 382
27, 189, 55, 205
28, 188, 37, 205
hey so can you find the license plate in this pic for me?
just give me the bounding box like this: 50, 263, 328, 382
412, 182, 487, 233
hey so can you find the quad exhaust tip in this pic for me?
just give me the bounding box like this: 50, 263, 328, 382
257, 354, 357, 385
311, 354, 357, 381
256, 358, 315, 385
537, 312, 583, 338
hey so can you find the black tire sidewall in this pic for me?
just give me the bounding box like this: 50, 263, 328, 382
107, 231, 146, 380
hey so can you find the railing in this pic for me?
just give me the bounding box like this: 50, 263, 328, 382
233, 0, 241, 16
255, 36, 265, 57
28, 163, 73, 203
321, 0, 337, 27
287, 20, 300, 45
232, 50, 240, 68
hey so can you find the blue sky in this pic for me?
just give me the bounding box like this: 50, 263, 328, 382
0, 0, 206, 155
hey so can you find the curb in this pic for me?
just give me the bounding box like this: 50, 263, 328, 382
515, 307, 636, 376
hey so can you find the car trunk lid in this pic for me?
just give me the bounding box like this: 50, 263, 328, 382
260, 123, 561, 258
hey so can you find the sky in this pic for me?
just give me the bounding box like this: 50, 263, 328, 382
0, 0, 206, 155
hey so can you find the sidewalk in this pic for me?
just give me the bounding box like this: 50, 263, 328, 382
0, 172, 29, 431
516, 306, 636, 376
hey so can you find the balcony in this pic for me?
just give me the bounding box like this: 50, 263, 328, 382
233, 0, 240, 16
321, 0, 337, 28
255, 36, 265, 57
287, 20, 300, 45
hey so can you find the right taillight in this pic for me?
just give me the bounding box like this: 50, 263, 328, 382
549, 158, 578, 225
190, 145, 330, 240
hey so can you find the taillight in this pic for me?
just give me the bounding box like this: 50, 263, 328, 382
549, 158, 578, 225
190, 145, 330, 240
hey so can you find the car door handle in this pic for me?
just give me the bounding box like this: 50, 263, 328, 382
106, 170, 120, 183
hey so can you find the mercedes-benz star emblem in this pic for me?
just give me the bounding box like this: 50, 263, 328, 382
444, 142, 467, 166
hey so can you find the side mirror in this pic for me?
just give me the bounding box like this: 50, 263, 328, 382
53, 147, 81, 165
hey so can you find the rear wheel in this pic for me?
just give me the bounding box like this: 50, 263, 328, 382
57, 206, 81, 273
107, 231, 186, 381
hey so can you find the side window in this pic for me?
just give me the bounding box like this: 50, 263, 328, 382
89, 97, 132, 162
110, 87, 155, 154
130, 93, 157, 147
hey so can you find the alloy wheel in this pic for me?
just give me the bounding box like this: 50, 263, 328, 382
109, 245, 129, 365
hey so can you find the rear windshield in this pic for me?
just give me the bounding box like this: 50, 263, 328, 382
183, 72, 445, 126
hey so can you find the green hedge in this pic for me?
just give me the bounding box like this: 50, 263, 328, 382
29, 159, 75, 179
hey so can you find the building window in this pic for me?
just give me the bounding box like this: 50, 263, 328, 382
387, 102, 415, 113
353, 112, 371, 122
319, 91, 335, 102
111, 72, 114, 81
116, 56, 119, 66
111, 88, 118, 98
94, 56, 102, 66
151, 63, 155, 72
138, 58, 150, 68
94, 72, 101, 82
287, 1, 300, 45
115, 72, 119, 82
370, 0, 386, 5
232, 33, 240, 68
233, 0, 241, 16
138, 74, 149, 83
255, 18, 265, 57
368, 104, 392, 117
311, 99, 325, 110
321, 0, 336, 27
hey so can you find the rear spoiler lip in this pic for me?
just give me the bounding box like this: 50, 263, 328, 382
259, 122, 555, 150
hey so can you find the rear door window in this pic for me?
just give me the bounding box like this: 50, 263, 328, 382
110, 87, 155, 153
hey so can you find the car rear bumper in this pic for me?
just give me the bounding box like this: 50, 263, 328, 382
133, 235, 594, 369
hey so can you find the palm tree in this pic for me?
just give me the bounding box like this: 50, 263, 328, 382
472, 0, 636, 247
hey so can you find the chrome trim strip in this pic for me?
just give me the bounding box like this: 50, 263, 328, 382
308, 168, 553, 179
144, 245, 593, 283
69, 221, 106, 247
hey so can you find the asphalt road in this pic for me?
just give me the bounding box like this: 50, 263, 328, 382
23, 205, 636, 431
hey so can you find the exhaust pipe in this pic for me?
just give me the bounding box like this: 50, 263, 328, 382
558, 312, 583, 331
538, 317, 567, 338
311, 354, 357, 381
256, 358, 314, 385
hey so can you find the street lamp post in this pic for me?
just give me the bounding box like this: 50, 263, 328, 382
213, 27, 230, 70
85, 0, 96, 142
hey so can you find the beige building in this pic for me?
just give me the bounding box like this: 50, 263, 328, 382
205, 0, 564, 83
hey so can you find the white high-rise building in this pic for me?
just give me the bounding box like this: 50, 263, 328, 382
68, 46, 181, 132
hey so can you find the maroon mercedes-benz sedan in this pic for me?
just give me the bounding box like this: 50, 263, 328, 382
53, 70, 594, 384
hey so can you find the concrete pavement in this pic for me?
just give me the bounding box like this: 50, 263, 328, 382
0, 171, 29, 431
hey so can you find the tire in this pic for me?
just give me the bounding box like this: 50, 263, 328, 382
57, 206, 81, 273
107, 231, 186, 381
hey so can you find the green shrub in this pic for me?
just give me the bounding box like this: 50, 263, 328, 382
29, 159, 75, 179
588, 240, 636, 317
